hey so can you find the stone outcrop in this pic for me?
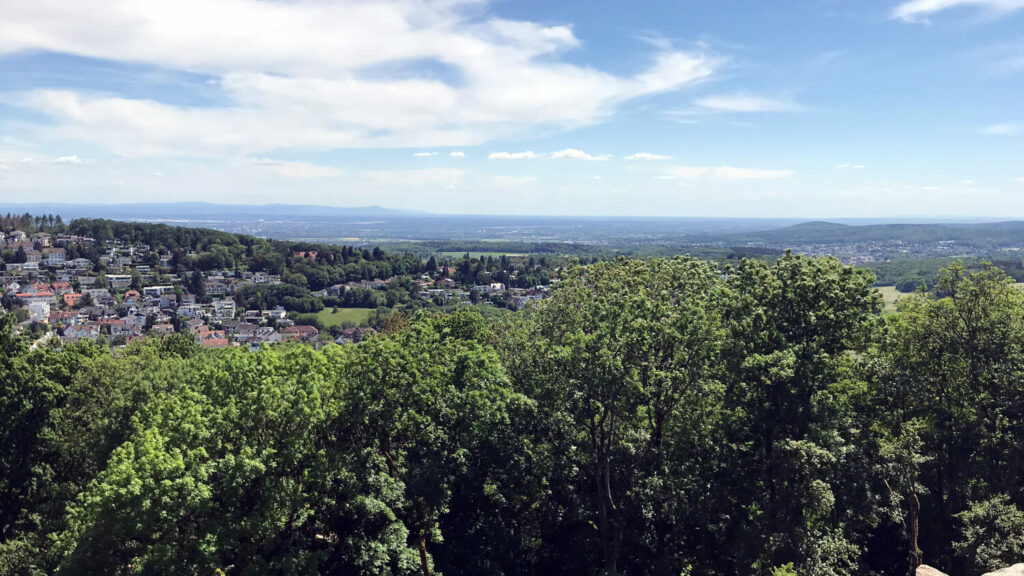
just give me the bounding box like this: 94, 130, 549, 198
915, 566, 948, 576
982, 565, 1024, 576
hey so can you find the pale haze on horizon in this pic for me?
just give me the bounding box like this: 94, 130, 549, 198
0, 0, 1022, 218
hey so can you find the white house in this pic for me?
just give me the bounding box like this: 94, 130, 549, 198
107, 274, 132, 289
29, 301, 51, 322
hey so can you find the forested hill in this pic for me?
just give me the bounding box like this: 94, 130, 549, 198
714, 219, 1024, 248
65, 217, 428, 286
4, 254, 1024, 575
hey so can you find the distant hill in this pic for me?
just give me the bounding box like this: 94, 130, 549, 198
0, 202, 429, 221
715, 220, 1024, 247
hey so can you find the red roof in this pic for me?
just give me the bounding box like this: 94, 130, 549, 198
200, 331, 230, 347
64, 293, 84, 307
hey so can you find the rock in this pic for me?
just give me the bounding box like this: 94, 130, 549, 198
982, 565, 1024, 576
916, 566, 948, 576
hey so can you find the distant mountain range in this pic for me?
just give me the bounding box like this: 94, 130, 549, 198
711, 220, 1024, 246
3, 202, 1023, 253
0, 202, 429, 221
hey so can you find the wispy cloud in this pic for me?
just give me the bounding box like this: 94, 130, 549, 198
10, 154, 87, 166
489, 151, 539, 160
982, 122, 1020, 135
491, 175, 537, 188
51, 155, 84, 164
626, 152, 672, 160
892, 0, 1024, 23
248, 158, 341, 179
667, 165, 796, 180
489, 149, 611, 160
413, 151, 438, 157
449, 151, 465, 158
836, 163, 867, 169
692, 93, 803, 113
364, 168, 465, 187
549, 148, 611, 161
1, 0, 722, 156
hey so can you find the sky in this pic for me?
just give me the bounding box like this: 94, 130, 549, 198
0, 0, 1023, 217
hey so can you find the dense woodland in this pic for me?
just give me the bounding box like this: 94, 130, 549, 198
3, 253, 1024, 575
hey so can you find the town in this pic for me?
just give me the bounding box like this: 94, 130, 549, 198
0, 216, 555, 350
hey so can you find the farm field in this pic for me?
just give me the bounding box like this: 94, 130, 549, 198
309, 307, 374, 327
436, 251, 527, 258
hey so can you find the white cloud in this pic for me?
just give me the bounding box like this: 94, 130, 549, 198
693, 93, 802, 113
489, 151, 539, 160
491, 175, 536, 188
364, 168, 465, 187
837, 163, 866, 169
449, 151, 465, 157
0, 153, 86, 166
892, 0, 1024, 23
1, 0, 720, 156
489, 149, 610, 160
982, 122, 1020, 135
51, 155, 83, 164
549, 148, 611, 161
626, 152, 672, 160
413, 151, 438, 157
668, 165, 796, 180
248, 158, 341, 179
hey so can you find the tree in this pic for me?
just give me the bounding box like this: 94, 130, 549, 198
875, 262, 1024, 570
953, 495, 1024, 574
190, 270, 206, 301
508, 257, 726, 574
0, 313, 60, 540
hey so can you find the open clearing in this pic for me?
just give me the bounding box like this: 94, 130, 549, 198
876, 286, 904, 313
310, 307, 374, 327
436, 251, 527, 258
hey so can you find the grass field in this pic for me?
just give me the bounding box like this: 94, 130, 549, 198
876, 286, 904, 313
436, 251, 526, 258
310, 307, 374, 327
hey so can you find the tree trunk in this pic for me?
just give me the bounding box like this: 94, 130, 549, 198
907, 491, 922, 569
418, 533, 432, 576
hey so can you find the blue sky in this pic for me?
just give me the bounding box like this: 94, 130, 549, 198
0, 0, 1022, 217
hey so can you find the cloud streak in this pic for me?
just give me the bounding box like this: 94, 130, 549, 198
892, 0, 1024, 23
489, 151, 539, 160
982, 122, 1020, 135
248, 158, 341, 179
549, 148, 611, 161
692, 93, 802, 113
667, 165, 796, 180
626, 152, 672, 160
489, 149, 611, 160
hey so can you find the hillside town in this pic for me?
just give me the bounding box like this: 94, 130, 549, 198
0, 224, 551, 350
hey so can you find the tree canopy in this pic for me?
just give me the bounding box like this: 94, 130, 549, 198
2, 254, 1023, 575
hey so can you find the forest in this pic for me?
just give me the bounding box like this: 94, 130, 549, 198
3, 254, 1024, 575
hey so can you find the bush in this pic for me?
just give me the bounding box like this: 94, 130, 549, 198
954, 495, 1024, 574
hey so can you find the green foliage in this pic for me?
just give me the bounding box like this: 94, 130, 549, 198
953, 495, 1024, 574
2, 257, 1024, 576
